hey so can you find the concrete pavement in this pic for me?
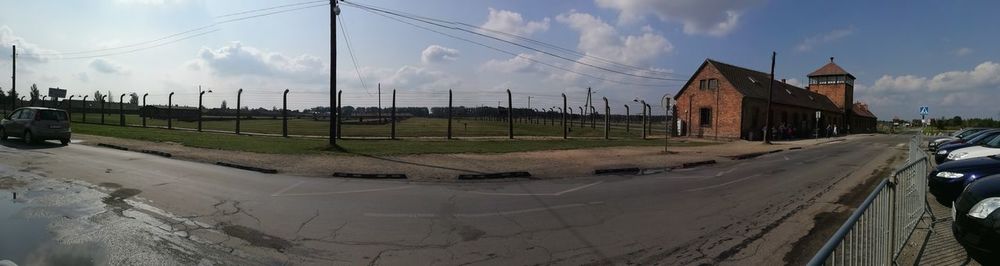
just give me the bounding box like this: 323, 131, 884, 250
0, 134, 907, 265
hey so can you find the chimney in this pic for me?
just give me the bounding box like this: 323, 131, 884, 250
781, 79, 786, 84
830, 57, 835, 63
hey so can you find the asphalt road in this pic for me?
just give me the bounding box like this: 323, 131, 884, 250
0, 134, 908, 265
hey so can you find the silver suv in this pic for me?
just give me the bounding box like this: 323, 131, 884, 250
0, 107, 72, 145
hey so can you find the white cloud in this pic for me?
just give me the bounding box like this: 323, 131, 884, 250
555, 11, 672, 66
954, 47, 973, 56
927, 61, 1000, 91
783, 78, 803, 87
75, 72, 90, 82
481, 8, 550, 37
337, 65, 461, 94
89, 58, 129, 74
481, 53, 540, 73
796, 28, 854, 52
0, 25, 59, 62
872, 75, 927, 93
194, 42, 329, 84
594, 0, 764, 36
420, 45, 460, 64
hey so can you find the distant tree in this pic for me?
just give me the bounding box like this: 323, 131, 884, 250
129, 93, 139, 105
950, 116, 963, 127
29, 84, 40, 100
94, 91, 104, 102
220, 100, 228, 110
0, 86, 5, 99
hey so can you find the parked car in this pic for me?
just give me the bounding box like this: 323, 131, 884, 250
953, 174, 1000, 264
936, 130, 1000, 164
944, 135, 1000, 163
929, 156, 1000, 206
0, 107, 72, 145
930, 128, 988, 151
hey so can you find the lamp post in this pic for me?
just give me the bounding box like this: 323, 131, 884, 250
199, 88, 212, 132
142, 93, 148, 127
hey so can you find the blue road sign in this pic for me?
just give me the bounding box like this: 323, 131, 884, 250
919, 106, 929, 115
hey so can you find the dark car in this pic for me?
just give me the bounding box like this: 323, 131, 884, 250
929, 156, 1000, 206
930, 128, 988, 151
953, 174, 1000, 264
936, 130, 1000, 164
0, 107, 72, 145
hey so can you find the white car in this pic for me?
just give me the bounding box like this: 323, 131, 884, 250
946, 137, 1000, 161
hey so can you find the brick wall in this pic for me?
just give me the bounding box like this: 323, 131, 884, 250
741, 98, 843, 140
675, 63, 744, 139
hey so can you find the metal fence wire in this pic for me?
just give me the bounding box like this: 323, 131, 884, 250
808, 134, 930, 266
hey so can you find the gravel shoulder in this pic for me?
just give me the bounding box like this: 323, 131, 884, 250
72, 133, 862, 181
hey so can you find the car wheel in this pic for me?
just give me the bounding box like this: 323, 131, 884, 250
23, 131, 34, 144
60, 138, 70, 145
0, 128, 6, 141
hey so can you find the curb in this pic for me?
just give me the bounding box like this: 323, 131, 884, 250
215, 162, 278, 174
139, 150, 172, 158
332, 172, 407, 179
789, 147, 803, 150
680, 160, 716, 168
594, 167, 641, 175
458, 171, 531, 180
766, 149, 784, 154
97, 143, 129, 151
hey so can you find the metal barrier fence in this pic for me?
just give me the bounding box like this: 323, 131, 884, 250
808, 135, 930, 265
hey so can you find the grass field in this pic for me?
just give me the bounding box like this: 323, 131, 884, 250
73, 123, 709, 155
71, 113, 669, 139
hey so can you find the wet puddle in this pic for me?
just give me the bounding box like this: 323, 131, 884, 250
0, 190, 100, 265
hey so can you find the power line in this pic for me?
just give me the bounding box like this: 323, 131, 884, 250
338, 15, 373, 96
342, 1, 686, 82
342, 3, 674, 88
343, 1, 681, 78
215, 0, 326, 18
22, 1, 329, 59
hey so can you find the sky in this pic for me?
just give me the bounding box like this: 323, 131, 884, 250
0, 0, 999, 120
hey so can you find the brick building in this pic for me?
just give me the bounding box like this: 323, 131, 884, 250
674, 58, 877, 140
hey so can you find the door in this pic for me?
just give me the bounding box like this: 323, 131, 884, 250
15, 109, 34, 136
4, 110, 23, 136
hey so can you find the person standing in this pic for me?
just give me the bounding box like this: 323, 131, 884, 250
833, 125, 839, 136
826, 124, 833, 138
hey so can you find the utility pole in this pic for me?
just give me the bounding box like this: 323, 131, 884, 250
330, 0, 340, 146
378, 83, 382, 122
764, 51, 775, 144
10, 45, 15, 111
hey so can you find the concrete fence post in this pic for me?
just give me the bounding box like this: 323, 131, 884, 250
100, 95, 106, 124
142, 93, 148, 127
337, 90, 343, 139
236, 89, 242, 134
168, 92, 174, 129
198, 90, 206, 132
82, 96, 88, 123
448, 89, 453, 140
119, 94, 126, 127
283, 89, 289, 137
603, 97, 609, 140
391, 89, 396, 140
625, 105, 630, 134
562, 93, 567, 139
578, 106, 584, 128
507, 89, 513, 139
641, 103, 647, 140
646, 103, 652, 138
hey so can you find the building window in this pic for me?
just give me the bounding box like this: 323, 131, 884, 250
699, 79, 706, 90
708, 79, 719, 90
699, 108, 712, 127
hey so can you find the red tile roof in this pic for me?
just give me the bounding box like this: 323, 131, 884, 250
808, 57, 855, 78
852, 103, 876, 118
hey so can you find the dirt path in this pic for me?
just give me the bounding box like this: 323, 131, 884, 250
71, 134, 859, 181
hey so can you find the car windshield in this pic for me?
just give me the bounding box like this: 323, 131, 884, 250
38, 110, 68, 121
957, 129, 984, 138
985, 135, 1000, 148
970, 132, 1000, 144
961, 130, 988, 140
